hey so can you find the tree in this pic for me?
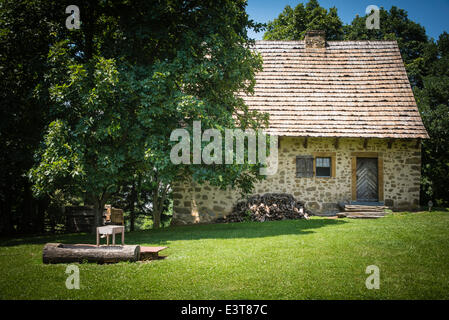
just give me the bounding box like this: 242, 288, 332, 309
263, 0, 344, 40
29, 0, 266, 229
0, 0, 71, 234
110, 172, 172, 231
414, 33, 449, 206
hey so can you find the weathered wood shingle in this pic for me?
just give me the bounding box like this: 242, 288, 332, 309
240, 40, 429, 139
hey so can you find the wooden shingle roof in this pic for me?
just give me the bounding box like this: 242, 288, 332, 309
241, 40, 429, 139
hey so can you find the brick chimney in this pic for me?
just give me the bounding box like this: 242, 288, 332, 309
304, 30, 326, 49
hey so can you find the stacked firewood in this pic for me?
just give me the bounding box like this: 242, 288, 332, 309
220, 193, 310, 223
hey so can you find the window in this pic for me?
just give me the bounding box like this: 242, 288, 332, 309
296, 153, 336, 178
296, 156, 313, 177
316, 157, 331, 177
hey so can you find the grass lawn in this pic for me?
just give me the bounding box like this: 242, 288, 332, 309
1, 211, 448, 299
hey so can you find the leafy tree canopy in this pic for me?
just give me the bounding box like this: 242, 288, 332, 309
0, 0, 70, 233
263, 0, 344, 40
414, 33, 449, 205
28, 0, 267, 228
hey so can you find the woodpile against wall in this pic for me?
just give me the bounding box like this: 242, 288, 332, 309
219, 193, 310, 223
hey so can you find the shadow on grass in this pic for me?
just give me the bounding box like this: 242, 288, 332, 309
0, 218, 347, 247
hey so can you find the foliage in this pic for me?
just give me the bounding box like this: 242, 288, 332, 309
28, 0, 267, 229
0, 0, 71, 234
414, 34, 449, 206
109, 173, 173, 231
263, 0, 344, 40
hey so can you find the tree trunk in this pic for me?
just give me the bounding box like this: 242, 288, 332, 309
152, 181, 169, 229
129, 182, 137, 232
35, 198, 48, 234
130, 210, 135, 232
153, 207, 161, 229
92, 196, 106, 233
82, 2, 97, 61
19, 183, 34, 233
152, 188, 162, 229
0, 200, 14, 235
43, 243, 140, 264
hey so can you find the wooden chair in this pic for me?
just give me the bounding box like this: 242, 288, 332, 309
110, 208, 124, 225
104, 205, 124, 225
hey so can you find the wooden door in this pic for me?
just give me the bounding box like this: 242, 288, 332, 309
356, 158, 378, 202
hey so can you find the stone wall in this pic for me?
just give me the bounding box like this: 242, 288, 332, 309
172, 137, 422, 225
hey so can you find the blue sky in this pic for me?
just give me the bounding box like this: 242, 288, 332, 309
246, 0, 449, 41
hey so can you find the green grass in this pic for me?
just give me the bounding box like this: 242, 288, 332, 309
1, 211, 449, 299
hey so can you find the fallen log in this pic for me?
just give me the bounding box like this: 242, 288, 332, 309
42, 243, 140, 264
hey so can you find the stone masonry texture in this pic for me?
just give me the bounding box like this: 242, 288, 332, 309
171, 137, 421, 225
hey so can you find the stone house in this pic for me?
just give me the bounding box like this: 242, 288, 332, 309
172, 31, 429, 225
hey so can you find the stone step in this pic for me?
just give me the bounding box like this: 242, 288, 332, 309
347, 215, 385, 219
338, 211, 387, 219
344, 205, 388, 212
345, 211, 385, 216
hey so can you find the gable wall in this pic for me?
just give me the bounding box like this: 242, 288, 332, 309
172, 137, 422, 225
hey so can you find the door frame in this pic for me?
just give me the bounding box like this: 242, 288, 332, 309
351, 152, 384, 202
